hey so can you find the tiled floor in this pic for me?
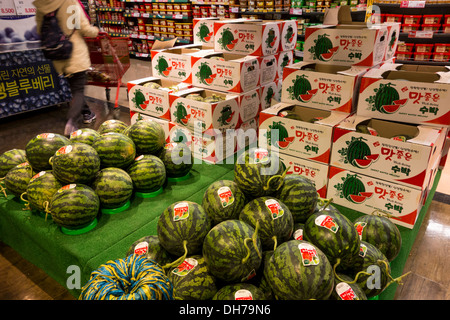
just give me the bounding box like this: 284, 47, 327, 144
0, 59, 449, 300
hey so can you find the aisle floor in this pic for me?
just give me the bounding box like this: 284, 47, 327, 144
0, 59, 449, 300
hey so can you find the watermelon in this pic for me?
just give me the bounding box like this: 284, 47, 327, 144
127, 155, 166, 192
4, 162, 34, 198
202, 219, 262, 283
303, 206, 360, 267
292, 222, 305, 241
234, 148, 286, 199
25, 171, 62, 213
92, 132, 136, 169
168, 255, 218, 300
0, 149, 27, 178
330, 274, 367, 300
264, 240, 334, 300
69, 128, 101, 146
97, 119, 128, 134
354, 215, 402, 262
126, 235, 173, 267
25, 133, 70, 172
213, 283, 266, 300
51, 143, 101, 184
157, 201, 211, 266
49, 184, 100, 229
202, 180, 247, 225
239, 197, 294, 251
126, 119, 165, 155
275, 175, 318, 223
158, 143, 193, 178
91, 167, 134, 209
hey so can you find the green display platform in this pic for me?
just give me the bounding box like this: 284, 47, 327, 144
0, 164, 442, 300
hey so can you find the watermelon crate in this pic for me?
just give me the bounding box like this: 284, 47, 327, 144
214, 20, 281, 56
330, 114, 447, 190
281, 61, 369, 113
191, 53, 260, 93
259, 102, 350, 164
260, 80, 281, 112
127, 77, 191, 120
279, 152, 330, 198
193, 18, 219, 47
327, 166, 430, 229
276, 50, 294, 82
237, 88, 261, 123
356, 63, 450, 127
278, 20, 298, 52
258, 54, 278, 86
169, 87, 240, 134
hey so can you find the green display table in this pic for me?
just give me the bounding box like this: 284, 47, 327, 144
0, 163, 441, 300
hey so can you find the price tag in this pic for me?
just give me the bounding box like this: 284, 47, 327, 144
14, 0, 36, 16
139, 34, 147, 39
142, 13, 150, 18
230, 7, 239, 13
408, 30, 434, 38
289, 8, 302, 15
0, 0, 17, 16
400, 1, 426, 8
174, 14, 183, 19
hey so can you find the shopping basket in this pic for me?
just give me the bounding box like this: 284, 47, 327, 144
85, 33, 130, 109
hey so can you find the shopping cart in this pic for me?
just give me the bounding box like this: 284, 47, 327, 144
85, 33, 130, 109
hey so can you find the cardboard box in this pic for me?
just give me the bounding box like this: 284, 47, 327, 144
191, 53, 260, 93
127, 77, 191, 120
193, 18, 219, 47
260, 81, 280, 112
327, 166, 426, 229
439, 130, 450, 169
383, 22, 401, 62
279, 153, 330, 198
281, 62, 368, 113
303, 6, 397, 67
357, 63, 450, 126
278, 20, 298, 52
276, 50, 294, 81
258, 102, 350, 164
238, 88, 261, 123
259, 54, 278, 86
151, 44, 215, 83
169, 87, 240, 133
214, 20, 281, 56
330, 114, 446, 189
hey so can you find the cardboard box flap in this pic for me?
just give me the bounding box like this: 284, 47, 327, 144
288, 61, 367, 76
323, 5, 353, 25
436, 71, 450, 84
151, 38, 177, 50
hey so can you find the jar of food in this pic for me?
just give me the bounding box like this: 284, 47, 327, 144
422, 15, 442, 24
403, 15, 421, 24
422, 24, 440, 32
435, 43, 450, 53
433, 52, 450, 62
396, 51, 413, 61
415, 43, 434, 53
385, 14, 403, 23
397, 42, 414, 52
414, 52, 432, 61
402, 24, 420, 32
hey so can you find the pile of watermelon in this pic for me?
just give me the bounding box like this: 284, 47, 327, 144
0, 118, 193, 233
123, 147, 407, 300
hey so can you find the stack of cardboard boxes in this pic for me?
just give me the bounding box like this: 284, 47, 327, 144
258, 6, 450, 229
127, 17, 297, 163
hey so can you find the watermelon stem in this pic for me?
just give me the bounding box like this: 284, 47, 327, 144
272, 235, 278, 251
333, 258, 372, 284
377, 259, 411, 290
20, 192, 31, 211
370, 209, 393, 219
317, 198, 333, 211
162, 240, 188, 271
0, 178, 7, 198
242, 221, 262, 264
264, 166, 290, 192
42, 201, 51, 221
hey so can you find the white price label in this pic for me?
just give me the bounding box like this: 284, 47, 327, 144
230, 7, 239, 13
0, 0, 17, 16
174, 14, 183, 19
408, 30, 434, 38
400, 1, 426, 8
14, 0, 36, 16
290, 8, 302, 15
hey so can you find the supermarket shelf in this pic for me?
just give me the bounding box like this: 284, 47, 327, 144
121, 0, 190, 3
395, 59, 450, 66
130, 34, 191, 43
191, 1, 230, 4
123, 12, 192, 19
99, 20, 125, 25
399, 32, 450, 44
373, 2, 450, 14
96, 7, 125, 12
240, 10, 289, 15
107, 32, 129, 38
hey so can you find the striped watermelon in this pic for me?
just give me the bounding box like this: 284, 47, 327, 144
330, 274, 367, 300
4, 162, 34, 198
213, 283, 266, 300
25, 171, 62, 213
92, 132, 136, 169
25, 133, 70, 172
158, 143, 193, 178
202, 219, 262, 283
126, 119, 165, 155
49, 184, 100, 229
127, 155, 166, 192
97, 119, 129, 134
239, 197, 294, 251
51, 143, 101, 184
0, 149, 27, 178
157, 201, 211, 261
167, 255, 218, 300
304, 206, 360, 267
234, 148, 285, 199
69, 128, 101, 146
354, 215, 402, 262
126, 235, 174, 267
92, 168, 133, 209
264, 240, 334, 300
275, 175, 318, 223
202, 180, 247, 225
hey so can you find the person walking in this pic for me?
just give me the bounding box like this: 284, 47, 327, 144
33, 0, 99, 136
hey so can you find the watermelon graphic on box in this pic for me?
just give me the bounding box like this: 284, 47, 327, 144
193, 18, 218, 45
279, 20, 298, 52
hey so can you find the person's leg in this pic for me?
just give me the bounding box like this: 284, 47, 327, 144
65, 72, 87, 135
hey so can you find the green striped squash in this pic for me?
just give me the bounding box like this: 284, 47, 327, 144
25, 133, 70, 172
97, 119, 129, 134
50, 184, 100, 228
126, 119, 166, 155
92, 132, 136, 169
202, 219, 262, 283
202, 180, 247, 225
168, 255, 218, 300
0, 149, 27, 178
92, 167, 134, 209
126, 235, 174, 267
275, 175, 318, 223
69, 128, 101, 146
25, 171, 62, 213
213, 283, 266, 300
158, 143, 193, 178
4, 162, 34, 198
239, 197, 294, 251
354, 215, 402, 262
51, 143, 101, 184
264, 240, 334, 300
127, 155, 166, 192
